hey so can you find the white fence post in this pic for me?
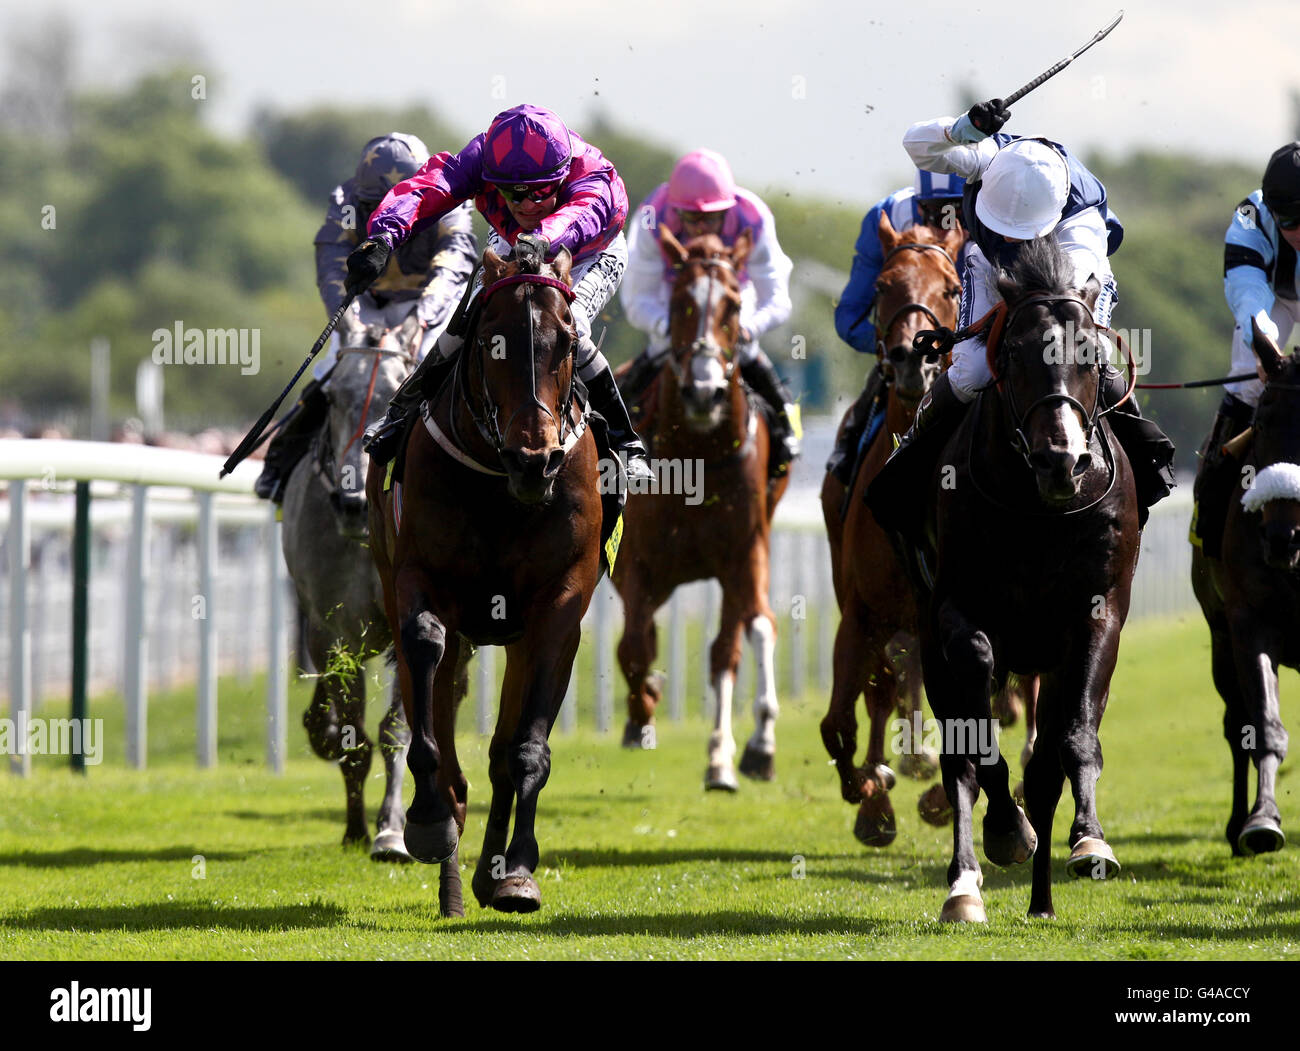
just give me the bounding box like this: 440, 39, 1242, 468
7, 480, 31, 776
124, 485, 149, 768
196, 490, 217, 768
476, 646, 495, 735
668, 587, 685, 722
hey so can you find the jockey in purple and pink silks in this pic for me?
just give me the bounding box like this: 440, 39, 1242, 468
618, 149, 802, 477
351, 104, 651, 479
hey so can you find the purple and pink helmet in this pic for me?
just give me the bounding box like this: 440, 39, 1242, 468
482, 104, 574, 185
667, 149, 738, 213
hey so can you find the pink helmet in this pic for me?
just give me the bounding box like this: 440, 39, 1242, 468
667, 149, 737, 213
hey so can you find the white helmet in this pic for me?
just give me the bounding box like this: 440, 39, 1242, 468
975, 139, 1070, 240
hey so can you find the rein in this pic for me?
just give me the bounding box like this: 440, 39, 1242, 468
873, 242, 959, 359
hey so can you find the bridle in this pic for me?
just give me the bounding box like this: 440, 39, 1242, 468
872, 242, 960, 361
666, 253, 740, 385
460, 272, 581, 459
315, 343, 414, 496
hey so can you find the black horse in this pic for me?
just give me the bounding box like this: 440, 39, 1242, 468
872, 237, 1141, 921
1191, 321, 1294, 856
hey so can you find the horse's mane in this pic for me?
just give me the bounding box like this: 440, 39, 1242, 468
1002, 235, 1073, 297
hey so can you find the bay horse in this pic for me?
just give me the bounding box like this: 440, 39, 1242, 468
820, 215, 963, 844
872, 237, 1141, 921
367, 245, 602, 916
281, 308, 416, 860
1191, 320, 1294, 856
613, 228, 789, 790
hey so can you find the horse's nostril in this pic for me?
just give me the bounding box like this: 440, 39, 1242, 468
1073, 452, 1093, 476
889, 346, 907, 364
545, 448, 566, 477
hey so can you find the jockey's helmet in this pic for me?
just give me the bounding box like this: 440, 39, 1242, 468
975, 138, 1069, 241
354, 133, 430, 205
667, 149, 738, 214
482, 104, 575, 186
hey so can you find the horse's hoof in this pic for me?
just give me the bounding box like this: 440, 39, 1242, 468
918, 783, 953, 826
403, 817, 459, 865
705, 764, 738, 791
1027, 908, 1056, 920
854, 794, 896, 847
1237, 817, 1285, 856
939, 894, 987, 923
622, 719, 656, 750
491, 875, 541, 913
370, 828, 413, 863
984, 806, 1036, 867
1066, 836, 1120, 879
899, 752, 939, 780
739, 744, 775, 782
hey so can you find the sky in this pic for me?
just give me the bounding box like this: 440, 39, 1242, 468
4, 0, 1299, 206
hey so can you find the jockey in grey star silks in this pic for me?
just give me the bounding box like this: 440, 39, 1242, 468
255, 133, 478, 503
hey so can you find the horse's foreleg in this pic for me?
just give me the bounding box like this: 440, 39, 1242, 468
739, 612, 779, 781
820, 600, 869, 803
491, 609, 584, 913
372, 677, 412, 862
338, 665, 373, 847
395, 579, 457, 865
1024, 679, 1065, 919
705, 593, 745, 791
1228, 618, 1289, 855
429, 635, 470, 916
1211, 626, 1251, 853
890, 632, 938, 780
854, 648, 898, 847
933, 598, 1033, 869
616, 575, 661, 749
472, 725, 514, 909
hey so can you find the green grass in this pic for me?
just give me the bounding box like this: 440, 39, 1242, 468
1, 614, 1297, 960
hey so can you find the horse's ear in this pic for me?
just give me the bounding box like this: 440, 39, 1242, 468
939, 222, 966, 261
878, 210, 899, 252
1252, 316, 1286, 378
1078, 274, 1102, 313
483, 248, 508, 284
731, 228, 753, 271
658, 224, 687, 266
995, 266, 1021, 304
550, 247, 573, 286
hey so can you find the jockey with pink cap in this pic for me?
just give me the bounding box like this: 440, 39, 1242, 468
620, 149, 801, 475
350, 104, 650, 480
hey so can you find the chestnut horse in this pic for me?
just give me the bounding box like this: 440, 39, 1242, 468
614, 228, 789, 790
869, 237, 1140, 921
367, 246, 602, 916
1191, 321, 1294, 856
820, 216, 963, 845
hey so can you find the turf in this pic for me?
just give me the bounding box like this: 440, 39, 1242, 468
0, 614, 1296, 960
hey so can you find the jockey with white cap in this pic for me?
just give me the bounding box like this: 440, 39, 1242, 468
875, 98, 1174, 523
619, 148, 801, 475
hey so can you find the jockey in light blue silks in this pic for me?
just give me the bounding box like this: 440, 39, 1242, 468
825, 168, 968, 484
350, 104, 651, 480
871, 97, 1175, 527
1192, 141, 1300, 555
618, 149, 802, 477
255, 133, 478, 502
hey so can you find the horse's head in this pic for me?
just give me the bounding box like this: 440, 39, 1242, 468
323, 310, 419, 537
1243, 321, 1300, 569
660, 226, 749, 429
473, 245, 578, 505
875, 213, 964, 405
993, 237, 1107, 506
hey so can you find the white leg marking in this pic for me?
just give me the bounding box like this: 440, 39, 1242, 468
745, 617, 779, 755
947, 868, 984, 903
708, 670, 737, 768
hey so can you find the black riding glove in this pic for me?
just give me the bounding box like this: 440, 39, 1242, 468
345, 238, 391, 295
513, 233, 550, 270
968, 98, 1011, 136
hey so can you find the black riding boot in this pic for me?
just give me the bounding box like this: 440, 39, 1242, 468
826, 363, 886, 485
1100, 366, 1176, 525
1192, 393, 1255, 557
617, 349, 665, 424
739, 352, 801, 477
585, 363, 653, 481
864, 370, 965, 537
255, 379, 329, 503
363, 351, 454, 466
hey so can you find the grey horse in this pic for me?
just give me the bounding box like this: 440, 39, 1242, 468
281, 309, 419, 859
